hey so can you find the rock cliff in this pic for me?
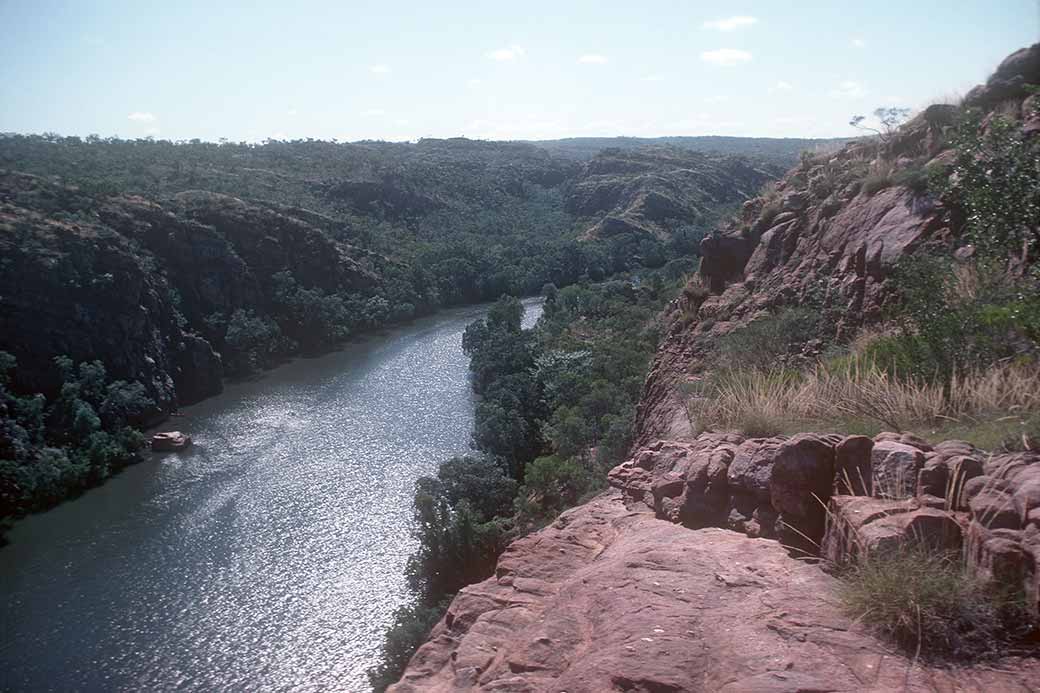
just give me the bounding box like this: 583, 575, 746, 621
392, 44, 1040, 690
566, 147, 773, 242
0, 171, 378, 413
391, 491, 1039, 692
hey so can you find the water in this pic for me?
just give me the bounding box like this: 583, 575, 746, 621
0, 297, 544, 693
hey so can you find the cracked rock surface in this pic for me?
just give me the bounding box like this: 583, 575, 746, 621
391, 491, 1039, 692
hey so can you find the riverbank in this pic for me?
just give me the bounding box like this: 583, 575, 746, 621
0, 297, 542, 692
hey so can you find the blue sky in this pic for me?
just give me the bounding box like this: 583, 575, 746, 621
1, 1, 1036, 142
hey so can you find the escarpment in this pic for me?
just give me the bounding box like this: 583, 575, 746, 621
392, 44, 1040, 691
566, 147, 775, 242
0, 171, 381, 413
391, 490, 1040, 692
635, 45, 1039, 450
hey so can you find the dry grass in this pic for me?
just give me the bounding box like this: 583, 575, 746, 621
688, 360, 1040, 445
837, 544, 1031, 661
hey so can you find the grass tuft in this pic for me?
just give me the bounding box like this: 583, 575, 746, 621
837, 545, 1031, 660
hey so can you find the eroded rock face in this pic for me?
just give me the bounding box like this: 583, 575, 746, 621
613, 427, 1040, 620
0, 173, 222, 413
392, 492, 1040, 692
0, 171, 382, 414
566, 148, 774, 243
633, 49, 1040, 453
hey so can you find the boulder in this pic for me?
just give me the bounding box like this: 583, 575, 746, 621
677, 445, 733, 527
611, 435, 742, 524
821, 495, 962, 564
728, 437, 786, 504
769, 434, 835, 550
781, 191, 808, 212
967, 524, 1037, 605
834, 435, 873, 495
871, 441, 926, 499
917, 454, 983, 500
969, 489, 1021, 530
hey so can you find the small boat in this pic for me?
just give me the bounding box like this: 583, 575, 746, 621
151, 431, 192, 452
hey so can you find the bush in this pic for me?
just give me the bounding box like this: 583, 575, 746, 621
516, 455, 593, 522
892, 164, 930, 195
939, 109, 1040, 263
714, 307, 821, 371
861, 172, 893, 196
838, 545, 1031, 659
891, 255, 1040, 378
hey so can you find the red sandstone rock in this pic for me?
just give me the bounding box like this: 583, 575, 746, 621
393, 492, 1039, 692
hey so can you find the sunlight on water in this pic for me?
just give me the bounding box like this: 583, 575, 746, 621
0, 298, 543, 693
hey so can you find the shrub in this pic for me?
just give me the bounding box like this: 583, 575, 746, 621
714, 307, 821, 371
517, 455, 593, 519
861, 172, 893, 196
891, 254, 1040, 378
838, 545, 1031, 659
892, 164, 930, 195
939, 109, 1040, 263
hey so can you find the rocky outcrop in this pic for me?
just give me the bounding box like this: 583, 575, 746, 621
611, 429, 1040, 620
0, 173, 221, 412
964, 43, 1040, 108
0, 171, 382, 414
634, 44, 1040, 450
392, 491, 1040, 691
566, 147, 774, 242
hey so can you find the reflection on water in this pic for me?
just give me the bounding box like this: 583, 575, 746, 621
0, 298, 543, 692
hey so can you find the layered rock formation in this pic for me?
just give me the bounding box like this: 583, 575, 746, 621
393, 44, 1040, 690
566, 147, 773, 242
612, 431, 1040, 619
0, 171, 378, 413
635, 44, 1039, 449
391, 491, 1040, 692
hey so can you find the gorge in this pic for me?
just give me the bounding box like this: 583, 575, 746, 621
0, 17, 1038, 693
0, 298, 542, 691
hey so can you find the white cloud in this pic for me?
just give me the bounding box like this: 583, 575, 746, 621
769, 80, 793, 93
578, 54, 609, 64
851, 38, 867, 48
287, 108, 298, 116
361, 108, 386, 117
703, 16, 758, 31
704, 95, 729, 104
467, 78, 483, 87
370, 64, 392, 74
127, 112, 156, 123
642, 74, 665, 82
486, 45, 525, 61
394, 118, 410, 126
700, 49, 752, 66
145, 127, 160, 136
830, 80, 867, 99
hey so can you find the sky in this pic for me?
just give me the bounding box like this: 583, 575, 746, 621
1, 0, 1037, 142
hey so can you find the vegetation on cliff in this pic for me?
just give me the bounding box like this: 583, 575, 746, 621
688, 94, 1040, 450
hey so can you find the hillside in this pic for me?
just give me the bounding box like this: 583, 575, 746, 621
530, 135, 849, 168
391, 44, 1040, 691
0, 132, 823, 527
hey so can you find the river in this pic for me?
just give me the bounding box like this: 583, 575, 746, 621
0, 297, 544, 693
